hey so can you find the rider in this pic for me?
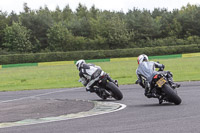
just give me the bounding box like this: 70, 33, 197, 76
76, 59, 118, 92
135, 54, 180, 98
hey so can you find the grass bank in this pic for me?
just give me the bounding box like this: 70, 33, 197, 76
0, 56, 200, 91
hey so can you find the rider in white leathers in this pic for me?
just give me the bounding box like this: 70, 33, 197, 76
136, 54, 180, 98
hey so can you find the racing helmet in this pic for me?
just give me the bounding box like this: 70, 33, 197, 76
76, 59, 86, 70
137, 54, 148, 64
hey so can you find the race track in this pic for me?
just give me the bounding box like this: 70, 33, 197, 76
0, 81, 200, 133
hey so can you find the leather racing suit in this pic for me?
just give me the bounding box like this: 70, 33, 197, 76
136, 61, 165, 97
136, 61, 164, 85
136, 61, 179, 98
79, 63, 116, 92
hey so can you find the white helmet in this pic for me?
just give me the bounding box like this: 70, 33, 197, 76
76, 59, 86, 70
137, 54, 148, 64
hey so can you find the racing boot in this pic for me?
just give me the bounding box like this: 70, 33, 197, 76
114, 80, 119, 87
167, 72, 180, 89
145, 92, 153, 98
169, 80, 181, 89
159, 99, 163, 104
86, 86, 96, 93
158, 95, 164, 104
171, 83, 181, 89
144, 83, 152, 98
144, 87, 153, 98
145, 92, 159, 99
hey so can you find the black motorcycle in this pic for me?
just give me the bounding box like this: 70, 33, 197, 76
147, 72, 181, 105
92, 72, 123, 100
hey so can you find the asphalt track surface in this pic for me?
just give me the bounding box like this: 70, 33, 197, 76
0, 81, 200, 133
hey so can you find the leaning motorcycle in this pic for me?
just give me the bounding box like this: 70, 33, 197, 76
140, 72, 181, 105
86, 70, 123, 100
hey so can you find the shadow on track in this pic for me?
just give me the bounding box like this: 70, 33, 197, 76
91, 99, 118, 102
133, 103, 179, 107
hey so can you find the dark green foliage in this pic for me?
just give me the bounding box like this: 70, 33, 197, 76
0, 11, 9, 48
0, 44, 199, 65
47, 22, 74, 51
1, 3, 200, 62
19, 4, 53, 52
2, 22, 33, 52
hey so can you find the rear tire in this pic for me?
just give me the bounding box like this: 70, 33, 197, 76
162, 84, 181, 105
106, 82, 123, 100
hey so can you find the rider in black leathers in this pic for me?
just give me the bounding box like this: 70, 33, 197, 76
76, 59, 118, 92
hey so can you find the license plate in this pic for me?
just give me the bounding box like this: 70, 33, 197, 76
156, 77, 166, 87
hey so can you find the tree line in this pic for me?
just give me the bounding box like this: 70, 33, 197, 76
0, 3, 200, 54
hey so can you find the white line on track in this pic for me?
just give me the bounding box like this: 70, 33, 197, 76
0, 87, 127, 129
0, 101, 126, 129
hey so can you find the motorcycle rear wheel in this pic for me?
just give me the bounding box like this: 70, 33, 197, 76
106, 82, 123, 100
162, 84, 182, 105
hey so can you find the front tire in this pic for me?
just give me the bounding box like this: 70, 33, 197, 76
162, 84, 182, 105
106, 82, 123, 100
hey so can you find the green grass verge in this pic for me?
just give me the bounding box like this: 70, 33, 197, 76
0, 56, 200, 91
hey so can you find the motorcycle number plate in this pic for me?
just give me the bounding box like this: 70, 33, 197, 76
156, 77, 166, 88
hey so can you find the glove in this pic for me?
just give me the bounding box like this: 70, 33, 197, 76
114, 80, 119, 87
159, 65, 165, 71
